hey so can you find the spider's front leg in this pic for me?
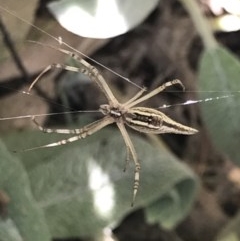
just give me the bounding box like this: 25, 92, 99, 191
116, 122, 140, 206
27, 43, 118, 105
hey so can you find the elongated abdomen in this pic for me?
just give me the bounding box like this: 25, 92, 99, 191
124, 107, 198, 135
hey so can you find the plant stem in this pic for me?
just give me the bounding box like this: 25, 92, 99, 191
179, 0, 218, 50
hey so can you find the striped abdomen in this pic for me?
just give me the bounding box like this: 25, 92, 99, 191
123, 107, 198, 135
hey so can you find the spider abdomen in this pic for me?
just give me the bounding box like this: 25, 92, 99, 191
124, 107, 163, 133
124, 107, 198, 135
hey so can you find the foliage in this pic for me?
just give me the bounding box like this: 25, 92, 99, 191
47, 0, 159, 38
0, 141, 51, 241
1, 127, 198, 239
199, 46, 240, 164
1, 0, 240, 240
181, 0, 240, 240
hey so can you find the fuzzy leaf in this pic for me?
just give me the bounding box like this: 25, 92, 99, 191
0, 140, 51, 241
4, 126, 198, 238
198, 46, 240, 164
47, 0, 159, 38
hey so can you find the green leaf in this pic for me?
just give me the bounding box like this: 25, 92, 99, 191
0, 219, 22, 241
198, 46, 240, 164
0, 140, 51, 241
4, 126, 198, 238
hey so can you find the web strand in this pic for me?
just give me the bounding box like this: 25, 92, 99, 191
0, 110, 100, 121
0, 5, 239, 120
0, 5, 143, 91
158, 94, 235, 109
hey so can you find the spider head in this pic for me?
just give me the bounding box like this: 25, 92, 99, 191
99, 104, 111, 115
100, 104, 122, 118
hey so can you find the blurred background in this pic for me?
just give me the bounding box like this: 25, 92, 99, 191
1, 0, 240, 241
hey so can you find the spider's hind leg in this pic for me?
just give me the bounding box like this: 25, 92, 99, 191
116, 122, 141, 206
123, 146, 131, 172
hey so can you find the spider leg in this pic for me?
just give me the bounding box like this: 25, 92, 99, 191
126, 79, 185, 108
28, 44, 118, 105
31, 116, 106, 134
123, 146, 131, 172
18, 116, 114, 152
123, 87, 146, 106
53, 48, 118, 105
116, 122, 140, 206
28, 64, 79, 92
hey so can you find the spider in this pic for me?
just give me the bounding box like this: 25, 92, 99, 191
25, 45, 198, 205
